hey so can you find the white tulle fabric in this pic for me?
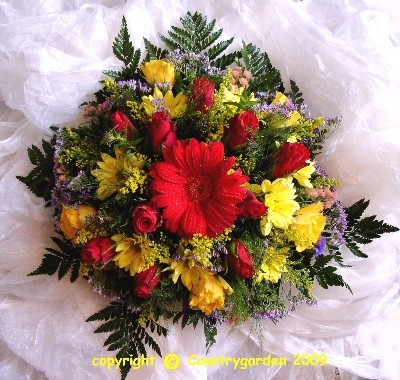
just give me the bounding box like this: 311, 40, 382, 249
1, 0, 399, 379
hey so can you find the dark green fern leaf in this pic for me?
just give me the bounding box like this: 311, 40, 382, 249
239, 42, 283, 93
86, 302, 165, 380
344, 198, 399, 258
287, 79, 304, 106
28, 235, 81, 282
143, 37, 166, 60
16, 138, 55, 206
104, 16, 141, 80
158, 11, 234, 63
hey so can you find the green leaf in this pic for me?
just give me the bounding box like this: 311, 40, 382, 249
287, 79, 304, 106
344, 198, 399, 257
28, 234, 81, 282
204, 317, 217, 353
16, 138, 55, 205
86, 302, 166, 380
239, 42, 283, 93
158, 11, 235, 65
143, 37, 166, 60
105, 16, 141, 81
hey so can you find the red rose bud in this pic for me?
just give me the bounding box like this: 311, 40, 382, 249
133, 264, 161, 298
191, 77, 215, 114
110, 111, 133, 139
147, 112, 177, 153
80, 236, 116, 265
273, 142, 310, 178
237, 190, 268, 218
225, 110, 259, 150
227, 240, 254, 279
131, 202, 163, 234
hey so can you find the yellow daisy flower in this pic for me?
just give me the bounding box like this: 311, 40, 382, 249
91, 148, 147, 200
111, 234, 156, 276
255, 247, 289, 283
292, 161, 315, 188
260, 177, 300, 235
141, 87, 188, 119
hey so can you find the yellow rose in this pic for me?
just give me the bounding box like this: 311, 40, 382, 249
189, 274, 233, 315
290, 202, 326, 252
59, 205, 97, 239
140, 60, 175, 86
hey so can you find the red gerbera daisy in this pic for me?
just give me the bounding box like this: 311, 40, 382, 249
149, 138, 249, 238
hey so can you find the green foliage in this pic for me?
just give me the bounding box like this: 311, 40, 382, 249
16, 137, 55, 206
143, 37, 166, 60
344, 199, 399, 258
28, 235, 81, 282
158, 12, 237, 68
239, 42, 284, 93
104, 16, 141, 81
287, 79, 304, 106
86, 302, 167, 380
311, 254, 352, 293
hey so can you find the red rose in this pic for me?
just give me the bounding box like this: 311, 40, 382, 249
110, 111, 133, 139
80, 236, 116, 265
133, 264, 161, 298
191, 77, 215, 114
273, 142, 310, 178
227, 240, 254, 279
131, 202, 163, 234
147, 112, 177, 153
225, 110, 259, 150
237, 190, 268, 218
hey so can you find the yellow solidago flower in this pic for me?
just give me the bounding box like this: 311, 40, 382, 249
59, 204, 97, 239
91, 148, 147, 200
292, 161, 315, 188
189, 274, 233, 315
256, 247, 289, 283
111, 234, 157, 276
260, 177, 300, 235
290, 202, 326, 252
140, 60, 175, 86
141, 87, 188, 119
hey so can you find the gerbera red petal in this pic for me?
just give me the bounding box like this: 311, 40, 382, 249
149, 138, 249, 238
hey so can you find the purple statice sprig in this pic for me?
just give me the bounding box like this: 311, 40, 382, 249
165, 49, 222, 77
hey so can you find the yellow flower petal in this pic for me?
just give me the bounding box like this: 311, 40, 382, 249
140, 60, 175, 86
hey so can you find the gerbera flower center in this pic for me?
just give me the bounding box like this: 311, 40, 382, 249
185, 175, 214, 203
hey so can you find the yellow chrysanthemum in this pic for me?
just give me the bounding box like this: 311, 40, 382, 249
292, 161, 315, 188
255, 247, 289, 283
59, 204, 97, 239
140, 60, 175, 86
91, 148, 147, 200
260, 177, 300, 235
111, 234, 157, 276
290, 202, 326, 252
189, 274, 233, 315
141, 87, 188, 119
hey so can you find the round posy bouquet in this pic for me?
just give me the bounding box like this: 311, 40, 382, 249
18, 12, 398, 379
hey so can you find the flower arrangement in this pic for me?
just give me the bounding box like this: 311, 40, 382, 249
17, 12, 398, 380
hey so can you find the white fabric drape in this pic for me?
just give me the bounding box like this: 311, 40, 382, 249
1, 0, 399, 379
